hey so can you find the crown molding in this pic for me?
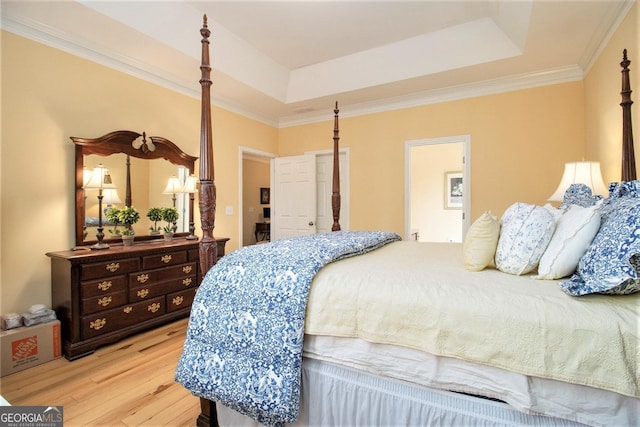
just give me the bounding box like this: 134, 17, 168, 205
2, 13, 584, 130
1, 14, 281, 128
278, 65, 584, 128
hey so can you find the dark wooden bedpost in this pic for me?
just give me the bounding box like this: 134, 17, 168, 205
331, 101, 341, 231
620, 49, 636, 181
125, 154, 132, 207
198, 15, 218, 276
197, 16, 219, 426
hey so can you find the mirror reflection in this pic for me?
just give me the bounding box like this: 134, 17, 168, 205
74, 131, 198, 246
82, 154, 193, 242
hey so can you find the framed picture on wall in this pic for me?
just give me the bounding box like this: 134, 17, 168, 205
444, 172, 463, 209
260, 187, 270, 204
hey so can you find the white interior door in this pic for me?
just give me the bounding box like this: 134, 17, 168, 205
271, 155, 317, 240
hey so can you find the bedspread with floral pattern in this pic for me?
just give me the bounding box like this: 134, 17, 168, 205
175, 230, 401, 426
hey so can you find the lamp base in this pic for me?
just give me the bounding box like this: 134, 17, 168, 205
186, 234, 199, 241
91, 241, 110, 250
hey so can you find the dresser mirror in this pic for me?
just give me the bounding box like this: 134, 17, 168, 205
73, 130, 198, 246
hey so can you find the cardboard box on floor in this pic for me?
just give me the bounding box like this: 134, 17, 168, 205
1, 320, 61, 377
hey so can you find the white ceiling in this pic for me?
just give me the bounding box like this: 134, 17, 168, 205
1, 0, 634, 126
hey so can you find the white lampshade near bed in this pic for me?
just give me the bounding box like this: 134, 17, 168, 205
548, 161, 608, 201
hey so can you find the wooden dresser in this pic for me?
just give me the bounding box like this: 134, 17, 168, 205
46, 237, 228, 360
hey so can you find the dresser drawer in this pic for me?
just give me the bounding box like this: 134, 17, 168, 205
142, 250, 188, 269
81, 296, 165, 339
129, 262, 197, 287
167, 288, 198, 313
81, 291, 127, 315
80, 276, 127, 298
48, 238, 227, 359
81, 258, 140, 280
130, 275, 197, 301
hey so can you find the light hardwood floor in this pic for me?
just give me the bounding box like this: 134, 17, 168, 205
0, 318, 201, 426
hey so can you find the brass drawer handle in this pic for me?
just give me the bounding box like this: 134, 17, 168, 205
90, 318, 106, 330
148, 303, 161, 313
182, 265, 193, 274
137, 289, 149, 299
97, 296, 112, 307
123, 306, 133, 314
183, 278, 192, 286
137, 274, 149, 283
161, 255, 172, 264
172, 296, 184, 306
97, 281, 112, 291
106, 262, 120, 272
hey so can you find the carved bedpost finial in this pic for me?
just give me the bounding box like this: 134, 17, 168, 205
201, 14, 210, 38
620, 48, 635, 181
621, 49, 629, 67
332, 101, 341, 232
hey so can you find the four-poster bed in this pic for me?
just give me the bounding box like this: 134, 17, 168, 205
181, 16, 639, 427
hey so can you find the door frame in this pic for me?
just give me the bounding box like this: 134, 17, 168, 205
239, 146, 277, 248
404, 135, 471, 241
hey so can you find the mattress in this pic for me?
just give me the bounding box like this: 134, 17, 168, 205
303, 335, 639, 427
305, 241, 640, 398
216, 356, 592, 427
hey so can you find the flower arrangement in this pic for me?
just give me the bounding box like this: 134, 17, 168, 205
161, 207, 179, 234
147, 207, 164, 234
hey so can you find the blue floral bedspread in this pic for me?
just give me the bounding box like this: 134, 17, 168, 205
174, 230, 401, 426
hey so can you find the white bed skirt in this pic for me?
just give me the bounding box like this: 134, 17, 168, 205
216, 357, 587, 427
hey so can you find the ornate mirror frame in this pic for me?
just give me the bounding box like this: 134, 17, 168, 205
73, 130, 198, 246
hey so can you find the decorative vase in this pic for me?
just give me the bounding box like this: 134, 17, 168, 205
122, 234, 135, 247
163, 232, 174, 243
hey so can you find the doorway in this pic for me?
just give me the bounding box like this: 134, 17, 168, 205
240, 147, 276, 247
239, 147, 350, 247
405, 136, 470, 242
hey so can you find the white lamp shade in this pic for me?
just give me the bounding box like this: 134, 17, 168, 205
181, 175, 198, 194
548, 161, 609, 201
163, 176, 182, 194
84, 165, 116, 190
102, 188, 122, 205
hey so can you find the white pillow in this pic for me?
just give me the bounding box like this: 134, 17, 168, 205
495, 203, 556, 275
536, 204, 601, 279
463, 211, 500, 272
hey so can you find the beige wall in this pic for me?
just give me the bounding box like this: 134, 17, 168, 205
584, 2, 639, 184
279, 82, 586, 237
0, 32, 278, 314
1, 3, 638, 315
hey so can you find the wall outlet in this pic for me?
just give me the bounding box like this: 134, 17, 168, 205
225, 206, 233, 215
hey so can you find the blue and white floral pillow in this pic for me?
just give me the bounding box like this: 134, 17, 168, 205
600, 180, 640, 221
560, 195, 640, 296
562, 183, 603, 208
495, 203, 556, 275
